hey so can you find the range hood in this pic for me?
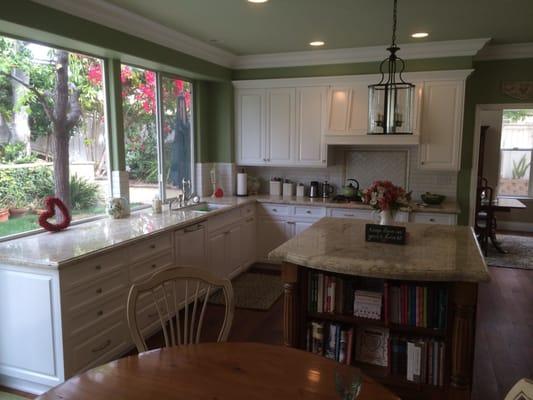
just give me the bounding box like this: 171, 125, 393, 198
325, 133, 420, 146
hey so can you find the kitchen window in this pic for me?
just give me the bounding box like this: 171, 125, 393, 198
0, 35, 110, 239
121, 64, 193, 207
497, 109, 533, 198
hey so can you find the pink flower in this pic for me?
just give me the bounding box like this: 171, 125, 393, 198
87, 63, 102, 85
120, 66, 132, 84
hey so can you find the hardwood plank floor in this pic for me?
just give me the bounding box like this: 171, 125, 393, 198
3, 266, 530, 400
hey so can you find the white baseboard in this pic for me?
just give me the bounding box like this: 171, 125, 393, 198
498, 220, 533, 233
0, 374, 51, 395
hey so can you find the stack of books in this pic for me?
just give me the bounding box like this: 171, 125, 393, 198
390, 336, 445, 386
387, 283, 448, 329
307, 321, 354, 365
308, 273, 356, 314
353, 290, 382, 320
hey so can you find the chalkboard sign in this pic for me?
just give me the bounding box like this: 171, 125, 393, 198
365, 223, 407, 245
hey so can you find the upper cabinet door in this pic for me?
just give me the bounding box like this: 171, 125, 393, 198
296, 87, 327, 166
419, 80, 465, 171
236, 88, 266, 165
327, 84, 369, 135
266, 88, 296, 164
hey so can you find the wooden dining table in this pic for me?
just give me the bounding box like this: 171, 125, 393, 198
36, 342, 399, 400
488, 197, 527, 253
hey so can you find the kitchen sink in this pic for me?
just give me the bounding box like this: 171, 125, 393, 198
189, 203, 229, 213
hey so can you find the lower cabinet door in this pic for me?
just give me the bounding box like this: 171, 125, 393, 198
175, 223, 207, 268
208, 231, 227, 279
257, 217, 289, 261
226, 224, 243, 277
241, 217, 256, 268
294, 221, 314, 236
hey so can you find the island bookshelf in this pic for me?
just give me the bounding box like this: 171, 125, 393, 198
282, 262, 478, 400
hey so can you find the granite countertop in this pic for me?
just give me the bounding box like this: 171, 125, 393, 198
0, 198, 255, 269
269, 217, 490, 283
0, 195, 459, 270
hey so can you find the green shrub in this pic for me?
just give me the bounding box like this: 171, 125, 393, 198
69, 174, 101, 210
0, 167, 100, 211
0, 142, 37, 164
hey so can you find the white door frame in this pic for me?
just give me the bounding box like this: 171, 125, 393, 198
469, 103, 533, 226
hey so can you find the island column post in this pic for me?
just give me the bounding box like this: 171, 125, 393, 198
281, 262, 300, 348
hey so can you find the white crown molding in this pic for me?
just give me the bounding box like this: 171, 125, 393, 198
30, 0, 235, 68
232, 38, 490, 69
475, 42, 533, 61
233, 69, 474, 88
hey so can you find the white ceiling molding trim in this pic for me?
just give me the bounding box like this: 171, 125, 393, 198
475, 42, 533, 61
30, 0, 235, 68
233, 38, 490, 69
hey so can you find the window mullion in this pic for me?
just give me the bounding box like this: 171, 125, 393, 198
155, 71, 165, 201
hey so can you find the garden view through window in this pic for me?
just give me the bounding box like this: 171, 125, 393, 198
0, 36, 110, 238
498, 109, 533, 198
121, 65, 192, 207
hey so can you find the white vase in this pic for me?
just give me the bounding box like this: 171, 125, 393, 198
379, 209, 393, 225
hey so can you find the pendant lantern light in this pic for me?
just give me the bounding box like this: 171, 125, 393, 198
368, 0, 414, 135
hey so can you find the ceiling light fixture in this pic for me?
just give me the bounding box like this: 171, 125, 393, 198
247, 0, 268, 3
309, 41, 325, 47
411, 32, 429, 38
368, 0, 414, 135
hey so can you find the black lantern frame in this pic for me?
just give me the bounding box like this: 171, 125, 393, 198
368, 0, 415, 135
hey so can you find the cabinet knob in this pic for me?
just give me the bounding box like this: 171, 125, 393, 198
96, 288, 102, 294
149, 244, 156, 249
95, 265, 101, 270
97, 310, 104, 317
272, 208, 277, 212
306, 210, 312, 214
151, 264, 157, 269
429, 218, 435, 222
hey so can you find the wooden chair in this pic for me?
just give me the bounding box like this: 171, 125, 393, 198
504, 378, 533, 400
474, 178, 494, 256
126, 266, 235, 352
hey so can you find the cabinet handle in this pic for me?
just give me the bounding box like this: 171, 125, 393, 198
287, 221, 295, 225
149, 244, 156, 249
272, 208, 277, 212
151, 264, 157, 269
184, 224, 202, 233
344, 214, 354, 217
429, 218, 435, 222
91, 339, 111, 353
97, 310, 104, 317
96, 288, 102, 294
95, 265, 102, 270
306, 210, 312, 214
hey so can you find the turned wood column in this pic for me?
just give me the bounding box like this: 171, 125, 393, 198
281, 262, 299, 348
450, 282, 478, 395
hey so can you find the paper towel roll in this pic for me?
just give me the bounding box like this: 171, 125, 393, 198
237, 172, 248, 196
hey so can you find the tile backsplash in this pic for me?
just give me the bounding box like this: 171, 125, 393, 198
244, 146, 457, 201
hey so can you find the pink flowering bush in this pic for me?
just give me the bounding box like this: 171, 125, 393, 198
362, 180, 410, 212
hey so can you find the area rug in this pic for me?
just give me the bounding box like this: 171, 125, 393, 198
0, 392, 27, 400
210, 272, 283, 311
486, 234, 533, 270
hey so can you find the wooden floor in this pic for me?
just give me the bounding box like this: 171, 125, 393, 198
3, 266, 531, 400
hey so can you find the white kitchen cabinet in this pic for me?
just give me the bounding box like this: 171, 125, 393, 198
174, 222, 207, 268
410, 212, 457, 225
208, 231, 227, 279
226, 224, 243, 277
295, 87, 327, 165
419, 80, 465, 171
241, 215, 256, 268
267, 88, 295, 164
235, 88, 266, 165
257, 217, 291, 261
293, 220, 314, 236
235, 85, 327, 167
208, 223, 245, 279
326, 84, 369, 135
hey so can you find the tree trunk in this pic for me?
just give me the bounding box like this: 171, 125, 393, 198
52, 50, 71, 212
53, 129, 70, 210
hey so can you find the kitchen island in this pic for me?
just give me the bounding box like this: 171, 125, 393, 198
269, 217, 490, 400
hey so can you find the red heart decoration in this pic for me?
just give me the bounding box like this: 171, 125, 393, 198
38, 196, 72, 232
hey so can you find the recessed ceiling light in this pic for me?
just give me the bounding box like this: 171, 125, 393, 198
309, 41, 325, 47
247, 0, 268, 3
411, 32, 429, 39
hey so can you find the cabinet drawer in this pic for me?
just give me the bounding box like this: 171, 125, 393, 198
62, 252, 125, 291
127, 233, 172, 262
294, 206, 326, 218
68, 321, 125, 375
258, 203, 290, 217
63, 269, 128, 316
411, 212, 456, 225
330, 208, 374, 220
63, 293, 126, 340
129, 251, 174, 283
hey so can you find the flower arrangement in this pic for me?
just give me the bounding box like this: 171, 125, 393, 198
362, 180, 410, 212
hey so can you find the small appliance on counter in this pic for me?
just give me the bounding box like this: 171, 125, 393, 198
296, 183, 305, 197
309, 181, 320, 198
283, 180, 294, 197
321, 180, 334, 199
236, 168, 248, 197
339, 179, 362, 202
